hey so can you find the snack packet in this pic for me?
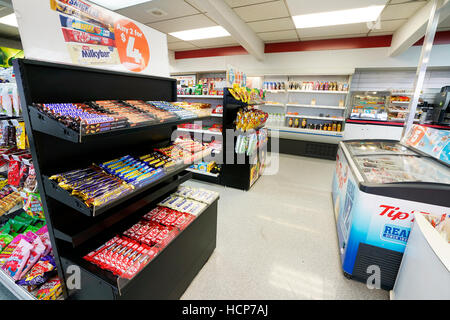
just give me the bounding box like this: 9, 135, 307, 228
2, 238, 33, 280
35, 276, 62, 300
16, 255, 56, 290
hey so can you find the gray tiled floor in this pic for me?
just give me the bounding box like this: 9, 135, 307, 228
180, 153, 389, 300
0, 153, 389, 300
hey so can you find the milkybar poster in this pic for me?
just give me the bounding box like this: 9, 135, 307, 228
12, 0, 168, 77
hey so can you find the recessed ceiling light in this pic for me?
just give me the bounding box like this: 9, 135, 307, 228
90, 0, 152, 11
0, 13, 18, 28
170, 26, 230, 41
293, 6, 385, 29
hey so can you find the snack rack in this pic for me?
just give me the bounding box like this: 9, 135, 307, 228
13, 59, 218, 300
221, 88, 267, 191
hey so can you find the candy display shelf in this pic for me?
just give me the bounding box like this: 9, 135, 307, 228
178, 95, 223, 99
0, 268, 37, 300
27, 105, 212, 144
176, 127, 223, 135
186, 168, 220, 178
286, 103, 346, 110
221, 88, 267, 191
286, 114, 345, 121
287, 90, 349, 94
14, 59, 218, 300
42, 163, 193, 218
267, 126, 344, 137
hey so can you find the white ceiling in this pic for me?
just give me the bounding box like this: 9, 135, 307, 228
1, 0, 449, 51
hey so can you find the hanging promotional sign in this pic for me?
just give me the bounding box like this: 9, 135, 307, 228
12, 0, 170, 77
0, 47, 24, 68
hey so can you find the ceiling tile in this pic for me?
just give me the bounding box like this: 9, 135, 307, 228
225, 0, 274, 8
298, 23, 371, 38
233, 1, 289, 22
285, 0, 388, 16
300, 33, 367, 41
116, 0, 200, 24
380, 1, 427, 20
189, 36, 239, 48
258, 29, 298, 41
168, 41, 198, 51
248, 17, 295, 33
148, 14, 216, 34
370, 19, 406, 33
167, 34, 182, 43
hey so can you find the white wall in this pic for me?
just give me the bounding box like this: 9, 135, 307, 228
169, 44, 450, 76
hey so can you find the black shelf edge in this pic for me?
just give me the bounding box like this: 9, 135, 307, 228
53, 171, 192, 248
43, 164, 192, 217
0, 115, 23, 121
28, 105, 214, 144
61, 198, 218, 294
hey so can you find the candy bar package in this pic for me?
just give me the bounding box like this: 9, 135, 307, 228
100, 155, 165, 187
175, 186, 219, 205
35, 276, 62, 300
7, 160, 20, 187
49, 166, 134, 208
2, 238, 33, 280
122, 245, 159, 280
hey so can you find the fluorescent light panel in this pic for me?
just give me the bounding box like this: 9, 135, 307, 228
90, 0, 152, 11
293, 6, 385, 29
0, 13, 18, 27
170, 26, 230, 41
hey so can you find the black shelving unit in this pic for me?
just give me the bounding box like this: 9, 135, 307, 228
221, 88, 267, 191
13, 59, 218, 300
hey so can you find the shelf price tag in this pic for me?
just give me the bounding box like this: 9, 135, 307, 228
115, 19, 150, 72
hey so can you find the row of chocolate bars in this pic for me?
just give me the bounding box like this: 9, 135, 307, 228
32, 100, 212, 135
49, 137, 216, 209
83, 185, 218, 280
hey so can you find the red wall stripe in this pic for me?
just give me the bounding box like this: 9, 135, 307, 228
265, 35, 392, 53
413, 30, 450, 46
174, 31, 450, 59
174, 46, 247, 59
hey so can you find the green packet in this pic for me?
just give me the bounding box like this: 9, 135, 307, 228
24, 225, 40, 234
0, 233, 14, 252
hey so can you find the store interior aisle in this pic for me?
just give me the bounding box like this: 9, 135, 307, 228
0, 153, 389, 300
181, 153, 389, 300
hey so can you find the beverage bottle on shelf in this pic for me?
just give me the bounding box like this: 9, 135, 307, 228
301, 118, 307, 129
332, 122, 337, 131
323, 123, 328, 130
294, 118, 299, 128
328, 123, 332, 131
337, 123, 342, 132
288, 117, 293, 127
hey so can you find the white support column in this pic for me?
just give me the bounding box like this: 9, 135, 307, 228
402, 0, 441, 137
189, 0, 265, 61
389, 0, 450, 57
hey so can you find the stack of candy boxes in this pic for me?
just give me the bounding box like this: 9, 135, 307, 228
83, 186, 219, 280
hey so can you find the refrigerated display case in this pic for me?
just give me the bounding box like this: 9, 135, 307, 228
348, 91, 389, 121
332, 125, 450, 290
